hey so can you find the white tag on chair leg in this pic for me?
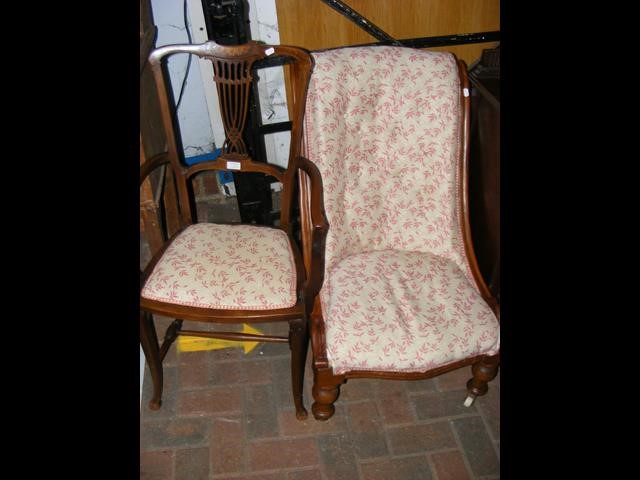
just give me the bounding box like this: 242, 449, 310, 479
463, 88, 470, 97
226, 161, 241, 170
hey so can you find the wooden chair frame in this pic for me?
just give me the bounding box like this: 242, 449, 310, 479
300, 54, 500, 421
140, 41, 327, 420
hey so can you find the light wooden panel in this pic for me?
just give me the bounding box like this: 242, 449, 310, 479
275, 0, 499, 64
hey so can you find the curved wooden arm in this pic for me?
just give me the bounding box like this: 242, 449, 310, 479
140, 152, 170, 186
456, 59, 499, 317
185, 154, 286, 182
309, 296, 330, 368
296, 156, 329, 305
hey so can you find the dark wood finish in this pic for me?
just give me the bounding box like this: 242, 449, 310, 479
140, 310, 162, 410
140, 40, 322, 420
304, 55, 500, 421
139, 138, 165, 255
140, 0, 181, 253
468, 52, 500, 300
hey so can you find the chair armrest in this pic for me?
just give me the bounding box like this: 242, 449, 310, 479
296, 156, 329, 305
140, 152, 170, 186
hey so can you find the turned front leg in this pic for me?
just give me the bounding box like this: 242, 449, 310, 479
311, 368, 345, 421
464, 354, 500, 407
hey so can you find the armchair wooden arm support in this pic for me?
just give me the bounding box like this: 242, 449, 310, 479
309, 298, 330, 369
296, 156, 329, 305
184, 153, 286, 182
140, 151, 170, 186
457, 59, 499, 317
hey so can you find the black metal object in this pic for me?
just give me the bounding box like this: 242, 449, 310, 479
201, 0, 249, 45
371, 31, 500, 49
321, 0, 499, 49
321, 0, 402, 46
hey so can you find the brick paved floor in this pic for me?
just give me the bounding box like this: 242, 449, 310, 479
140, 316, 499, 480
140, 200, 500, 479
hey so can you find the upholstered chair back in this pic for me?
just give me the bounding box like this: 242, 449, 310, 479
304, 46, 478, 294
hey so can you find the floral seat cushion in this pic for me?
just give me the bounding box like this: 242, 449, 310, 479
142, 224, 297, 310
321, 250, 500, 374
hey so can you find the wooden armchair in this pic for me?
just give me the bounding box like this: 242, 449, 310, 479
139, 41, 325, 420
300, 46, 500, 420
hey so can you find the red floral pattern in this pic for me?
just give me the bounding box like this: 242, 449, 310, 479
141, 224, 297, 310
322, 250, 499, 373
304, 46, 499, 373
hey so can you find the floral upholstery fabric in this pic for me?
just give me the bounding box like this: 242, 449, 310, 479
304, 46, 499, 373
322, 250, 499, 374
141, 224, 297, 310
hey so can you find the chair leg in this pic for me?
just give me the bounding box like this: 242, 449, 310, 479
140, 310, 163, 410
311, 367, 345, 421
289, 318, 309, 420
464, 354, 500, 407
159, 319, 183, 361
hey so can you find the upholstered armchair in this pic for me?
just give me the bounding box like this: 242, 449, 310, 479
300, 46, 500, 420
140, 41, 326, 420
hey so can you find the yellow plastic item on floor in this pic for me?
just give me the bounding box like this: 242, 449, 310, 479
177, 323, 263, 354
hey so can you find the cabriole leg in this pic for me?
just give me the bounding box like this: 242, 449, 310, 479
289, 317, 309, 420
140, 310, 163, 410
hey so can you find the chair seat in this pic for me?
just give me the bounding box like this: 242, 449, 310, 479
142, 224, 297, 310
321, 250, 500, 374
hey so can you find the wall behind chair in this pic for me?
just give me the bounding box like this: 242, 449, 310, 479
275, 0, 500, 65
150, 0, 217, 158
147, 0, 290, 167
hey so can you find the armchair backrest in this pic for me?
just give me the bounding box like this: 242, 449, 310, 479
304, 46, 483, 294
146, 41, 313, 232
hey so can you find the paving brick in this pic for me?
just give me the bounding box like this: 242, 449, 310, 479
206, 346, 244, 361
411, 390, 476, 420
374, 381, 414, 424
287, 468, 322, 480
140, 449, 174, 480
278, 408, 348, 436
435, 367, 473, 392
248, 438, 319, 471
405, 378, 438, 393
346, 401, 389, 458
221, 474, 285, 480
271, 357, 296, 410
179, 363, 208, 390
209, 362, 244, 385
387, 422, 457, 455
175, 447, 209, 480
210, 416, 246, 475
476, 385, 500, 442
360, 455, 433, 480
253, 340, 289, 357
246, 384, 280, 439
452, 416, 500, 477
430, 450, 471, 480
178, 350, 211, 368
340, 378, 375, 401
316, 433, 359, 480
141, 417, 210, 449
209, 359, 272, 386
178, 386, 243, 416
